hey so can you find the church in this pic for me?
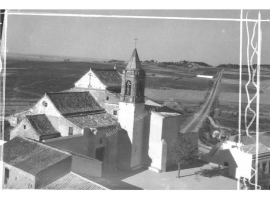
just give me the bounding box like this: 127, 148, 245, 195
6, 48, 186, 175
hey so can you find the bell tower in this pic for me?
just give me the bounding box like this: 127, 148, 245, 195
118, 48, 145, 170
120, 48, 145, 103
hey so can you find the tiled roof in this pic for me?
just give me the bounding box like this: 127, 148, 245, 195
91, 69, 122, 88
26, 114, 59, 136
42, 172, 107, 190
3, 136, 71, 175
233, 132, 270, 149
153, 111, 181, 118
241, 143, 270, 155
65, 112, 118, 129
47, 92, 104, 115
125, 48, 143, 70
145, 104, 179, 114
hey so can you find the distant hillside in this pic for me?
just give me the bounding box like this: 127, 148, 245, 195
192, 61, 212, 67
160, 60, 212, 68
6, 53, 109, 63
107, 59, 125, 63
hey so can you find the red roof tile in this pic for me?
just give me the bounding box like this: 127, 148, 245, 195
91, 69, 122, 88
3, 136, 71, 175
26, 114, 59, 136
47, 92, 104, 115
241, 143, 270, 155
65, 112, 118, 129
42, 172, 107, 190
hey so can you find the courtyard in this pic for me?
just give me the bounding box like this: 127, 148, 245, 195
80, 161, 239, 190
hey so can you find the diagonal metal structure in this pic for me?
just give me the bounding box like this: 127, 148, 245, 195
238, 12, 262, 190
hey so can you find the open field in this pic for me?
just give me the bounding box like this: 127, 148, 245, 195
222, 73, 270, 81
3, 58, 218, 116
219, 83, 262, 94
213, 68, 270, 132
219, 92, 270, 105
145, 88, 207, 103
2, 99, 37, 116
146, 77, 213, 91
223, 68, 270, 75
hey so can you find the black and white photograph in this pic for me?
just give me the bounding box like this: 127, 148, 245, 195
1, 1, 270, 192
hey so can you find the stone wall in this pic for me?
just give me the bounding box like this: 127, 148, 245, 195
10, 118, 40, 141
44, 135, 93, 157
35, 156, 72, 188
2, 164, 35, 189
47, 115, 83, 137
44, 125, 119, 172
118, 102, 145, 169
162, 115, 182, 167
71, 153, 102, 178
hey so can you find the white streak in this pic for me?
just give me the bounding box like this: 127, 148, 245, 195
255, 12, 262, 190
237, 9, 243, 190
5, 11, 270, 23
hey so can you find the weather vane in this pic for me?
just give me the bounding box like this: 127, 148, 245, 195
134, 37, 138, 48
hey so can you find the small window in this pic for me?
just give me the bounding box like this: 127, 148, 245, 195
42, 101, 48, 107
68, 127, 73, 136
113, 110, 117, 115
224, 162, 229, 167
4, 168, 9, 184
24, 125, 26, 129
106, 96, 109, 100
100, 138, 103, 144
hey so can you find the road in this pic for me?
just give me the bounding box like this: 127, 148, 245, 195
181, 69, 223, 134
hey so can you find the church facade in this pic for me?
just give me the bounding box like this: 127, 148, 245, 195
6, 48, 184, 174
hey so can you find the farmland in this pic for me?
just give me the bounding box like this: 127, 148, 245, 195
213, 68, 270, 132
146, 77, 213, 91
219, 83, 262, 94
222, 73, 270, 81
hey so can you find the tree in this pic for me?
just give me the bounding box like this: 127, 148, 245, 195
171, 133, 198, 178
241, 169, 270, 190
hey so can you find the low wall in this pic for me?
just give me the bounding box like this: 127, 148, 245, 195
43, 134, 94, 157
71, 153, 102, 178
44, 139, 102, 178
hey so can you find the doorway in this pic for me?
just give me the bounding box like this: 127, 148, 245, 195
95, 146, 105, 162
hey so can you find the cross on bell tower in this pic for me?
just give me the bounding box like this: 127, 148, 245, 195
134, 37, 138, 48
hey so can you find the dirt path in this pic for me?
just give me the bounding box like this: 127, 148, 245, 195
180, 69, 223, 134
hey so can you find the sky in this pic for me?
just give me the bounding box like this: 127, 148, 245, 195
4, 9, 270, 66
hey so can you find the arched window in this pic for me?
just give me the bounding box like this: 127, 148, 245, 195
125, 80, 131, 95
